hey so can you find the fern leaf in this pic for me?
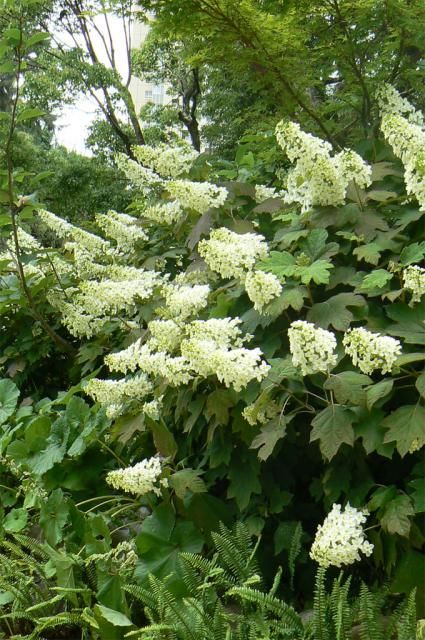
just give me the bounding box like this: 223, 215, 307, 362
313, 567, 330, 640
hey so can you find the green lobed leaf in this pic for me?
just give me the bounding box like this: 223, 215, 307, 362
379, 494, 414, 537
310, 405, 356, 460
307, 292, 366, 330
250, 417, 288, 461
366, 379, 394, 411
382, 404, 425, 456
0, 379, 19, 425
359, 269, 393, 292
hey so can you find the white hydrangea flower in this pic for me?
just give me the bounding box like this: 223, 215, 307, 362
336, 149, 373, 190
95, 210, 148, 251
107, 341, 192, 386
343, 327, 402, 375
167, 179, 228, 214
142, 397, 163, 421
255, 185, 280, 203
376, 83, 424, 126
244, 270, 282, 312
275, 121, 371, 212
310, 503, 374, 568
403, 265, 425, 304
181, 338, 269, 392
288, 320, 337, 376
149, 319, 183, 352
188, 318, 247, 347
163, 284, 210, 319
105, 338, 145, 374
199, 228, 269, 279
106, 457, 166, 496
47, 293, 105, 339
380, 112, 425, 210
115, 153, 165, 195
15, 227, 42, 252
85, 373, 153, 408
77, 274, 160, 316
38, 209, 110, 254
142, 200, 184, 225
242, 399, 280, 426
133, 143, 198, 178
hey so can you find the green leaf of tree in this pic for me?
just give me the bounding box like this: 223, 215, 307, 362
324, 372, 372, 405
4, 507, 27, 533
379, 494, 414, 537
227, 451, 261, 509
257, 251, 296, 278
169, 469, 206, 499
136, 504, 203, 583
359, 269, 393, 292
408, 478, 425, 513
310, 406, 355, 460
366, 379, 394, 411
295, 259, 334, 285
416, 373, 425, 398
307, 293, 366, 330
39, 489, 69, 545
399, 242, 425, 266
16, 107, 46, 123
353, 243, 382, 265
0, 379, 19, 425
386, 300, 425, 345
250, 417, 288, 461
382, 405, 425, 456
94, 605, 133, 627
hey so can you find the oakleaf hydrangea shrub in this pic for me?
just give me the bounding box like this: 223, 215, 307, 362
6, 86, 424, 603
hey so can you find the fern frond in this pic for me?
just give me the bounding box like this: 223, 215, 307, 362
124, 583, 159, 611
330, 573, 353, 640
358, 583, 384, 640
396, 589, 417, 640
313, 567, 330, 640
288, 522, 302, 590
227, 586, 304, 633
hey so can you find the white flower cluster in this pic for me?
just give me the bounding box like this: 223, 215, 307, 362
343, 327, 401, 375
275, 121, 372, 212
288, 320, 337, 375
106, 340, 193, 386
133, 143, 198, 178
85, 373, 154, 418
380, 112, 425, 211
142, 397, 163, 421
16, 227, 42, 252
242, 399, 280, 426
255, 185, 281, 203
47, 294, 105, 339
149, 319, 183, 352
78, 273, 160, 316
105, 315, 269, 393
167, 179, 228, 214
244, 270, 282, 312
376, 84, 424, 126
181, 338, 269, 392
188, 318, 246, 347
106, 457, 166, 496
142, 200, 184, 225
199, 228, 269, 279
163, 283, 210, 319
310, 503, 374, 568
38, 209, 110, 254
95, 211, 148, 251
86, 541, 138, 572
115, 153, 165, 195
403, 264, 425, 304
